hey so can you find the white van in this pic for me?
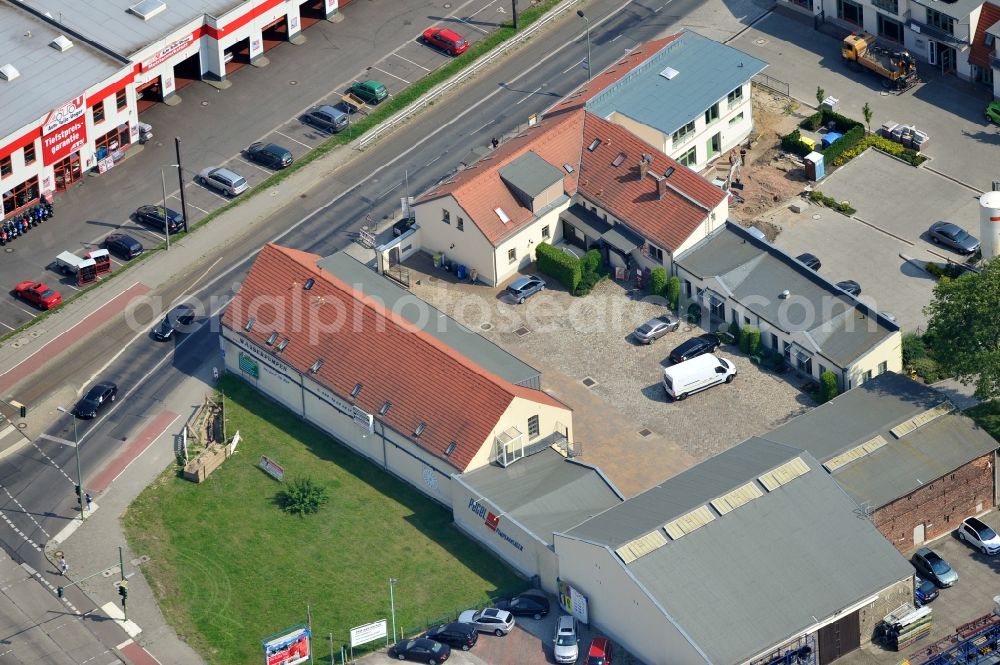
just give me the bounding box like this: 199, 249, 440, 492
663, 353, 737, 401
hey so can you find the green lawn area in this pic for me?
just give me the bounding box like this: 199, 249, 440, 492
123, 376, 524, 665
967, 400, 1000, 441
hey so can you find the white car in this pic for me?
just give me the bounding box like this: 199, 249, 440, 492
197, 167, 248, 197
957, 516, 1000, 555
457, 608, 515, 636
553, 615, 579, 663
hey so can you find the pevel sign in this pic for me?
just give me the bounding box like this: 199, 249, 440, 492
259, 455, 284, 481
42, 96, 87, 166
350, 619, 387, 647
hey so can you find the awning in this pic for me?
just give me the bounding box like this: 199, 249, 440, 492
601, 224, 644, 253
560, 204, 611, 240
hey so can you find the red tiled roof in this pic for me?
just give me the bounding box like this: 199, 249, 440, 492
545, 34, 682, 117
221, 244, 569, 471
578, 114, 725, 253
418, 110, 585, 245
970, 3, 1000, 69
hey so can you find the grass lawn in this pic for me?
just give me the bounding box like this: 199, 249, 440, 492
967, 400, 1000, 440
123, 376, 525, 665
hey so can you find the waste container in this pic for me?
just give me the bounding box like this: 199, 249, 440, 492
456, 264, 467, 280
433, 252, 443, 268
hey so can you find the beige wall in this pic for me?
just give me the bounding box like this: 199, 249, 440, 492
492, 201, 571, 285
857, 577, 913, 645
608, 112, 668, 153
845, 330, 902, 390
415, 195, 499, 285
553, 534, 711, 665
466, 395, 574, 471
674, 200, 728, 256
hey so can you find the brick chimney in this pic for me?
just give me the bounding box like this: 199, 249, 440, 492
639, 159, 648, 179
656, 174, 667, 200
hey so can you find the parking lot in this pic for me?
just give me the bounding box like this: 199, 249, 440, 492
409, 262, 810, 489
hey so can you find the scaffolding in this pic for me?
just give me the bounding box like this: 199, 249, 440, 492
912, 613, 1000, 665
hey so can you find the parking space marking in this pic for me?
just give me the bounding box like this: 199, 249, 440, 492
392, 53, 431, 71
274, 131, 314, 149
235, 158, 272, 175
466, 0, 501, 18
65, 283, 80, 291
515, 86, 543, 105
11, 303, 35, 317
370, 66, 410, 85
0, 320, 14, 331
459, 17, 489, 34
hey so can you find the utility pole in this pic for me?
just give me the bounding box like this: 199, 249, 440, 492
56, 406, 84, 521
175, 137, 189, 232
118, 545, 128, 621
512, 0, 518, 29
388, 578, 398, 642
578, 11, 592, 81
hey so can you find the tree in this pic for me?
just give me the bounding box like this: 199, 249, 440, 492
862, 102, 873, 134
666, 276, 681, 310
276, 477, 329, 516
648, 267, 667, 298
818, 371, 839, 403
815, 86, 826, 108
924, 259, 1000, 400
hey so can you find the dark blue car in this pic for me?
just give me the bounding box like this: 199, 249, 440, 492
915, 576, 938, 606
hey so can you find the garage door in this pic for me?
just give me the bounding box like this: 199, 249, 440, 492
818, 610, 861, 664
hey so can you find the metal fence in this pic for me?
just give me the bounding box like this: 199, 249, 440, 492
752, 73, 791, 98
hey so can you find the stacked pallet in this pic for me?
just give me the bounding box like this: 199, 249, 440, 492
880, 604, 933, 651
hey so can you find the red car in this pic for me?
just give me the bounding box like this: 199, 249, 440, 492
586, 637, 614, 665
14, 281, 62, 310
422, 27, 469, 56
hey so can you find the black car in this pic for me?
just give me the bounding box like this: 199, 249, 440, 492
796, 253, 822, 271
246, 142, 293, 169
391, 638, 451, 665
73, 381, 118, 419
135, 205, 184, 234
102, 233, 144, 260
496, 591, 550, 619
668, 333, 721, 365
422, 623, 478, 651
153, 304, 196, 341
835, 280, 861, 297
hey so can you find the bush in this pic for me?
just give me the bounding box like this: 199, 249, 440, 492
800, 109, 863, 133
536, 242, 582, 293
765, 351, 787, 373
808, 190, 856, 216
747, 327, 761, 355
912, 357, 941, 383
666, 276, 680, 310
648, 267, 667, 298
739, 326, 752, 354
687, 302, 702, 323
902, 332, 927, 366
582, 249, 602, 275
831, 134, 927, 167
575, 249, 607, 296
817, 370, 839, 403
276, 477, 329, 516
728, 320, 740, 341
781, 129, 813, 157
821, 125, 865, 166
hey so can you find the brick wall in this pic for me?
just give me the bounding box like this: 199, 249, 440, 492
873, 454, 995, 552
857, 577, 913, 644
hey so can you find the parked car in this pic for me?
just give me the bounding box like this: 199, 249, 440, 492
796, 252, 821, 271
496, 591, 550, 619
135, 205, 184, 234
553, 615, 580, 664
957, 516, 1000, 555
457, 608, 515, 636
987, 100, 1000, 125
914, 576, 939, 607
911, 547, 959, 587
14, 281, 61, 310
197, 167, 248, 197
246, 142, 293, 169
72, 381, 118, 419
505, 275, 545, 304
303, 105, 349, 133
835, 280, 861, 297
634, 314, 680, 344
586, 637, 614, 665
668, 332, 721, 365
102, 233, 143, 260
153, 304, 196, 341
390, 638, 450, 665
422, 27, 469, 56
928, 221, 980, 255
422, 623, 478, 651
349, 80, 388, 104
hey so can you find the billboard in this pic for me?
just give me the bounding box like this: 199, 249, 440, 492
558, 579, 590, 625
42, 96, 88, 166
262, 626, 311, 665
350, 619, 387, 647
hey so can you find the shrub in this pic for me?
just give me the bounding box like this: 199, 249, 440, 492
276, 477, 329, 516
902, 332, 927, 366
648, 267, 667, 298
830, 134, 927, 168
582, 249, 602, 275
822, 125, 865, 166
575, 249, 607, 296
912, 357, 941, 383
817, 370, 839, 403
687, 302, 702, 323
666, 276, 681, 310
728, 320, 740, 341
781, 130, 812, 157
765, 351, 787, 373
535, 242, 582, 293
808, 190, 856, 216
746, 327, 761, 355
800, 109, 863, 133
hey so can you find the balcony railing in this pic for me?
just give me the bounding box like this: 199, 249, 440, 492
903, 10, 968, 48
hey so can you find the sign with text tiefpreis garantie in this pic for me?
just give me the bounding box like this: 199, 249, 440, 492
42, 96, 87, 166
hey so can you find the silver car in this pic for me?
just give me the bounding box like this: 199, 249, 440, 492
197, 167, 248, 197
634, 314, 680, 344
553, 615, 579, 663
457, 608, 515, 636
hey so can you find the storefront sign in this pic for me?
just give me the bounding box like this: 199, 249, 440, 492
142, 35, 194, 71
259, 455, 285, 481
350, 619, 387, 647
262, 626, 310, 665
239, 352, 260, 378
42, 96, 88, 166
558, 579, 590, 625
43, 96, 86, 134
97, 156, 115, 174
468, 499, 524, 551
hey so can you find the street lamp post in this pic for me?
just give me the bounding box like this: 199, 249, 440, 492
160, 164, 179, 251
577, 10, 592, 81
388, 577, 398, 642
56, 406, 84, 521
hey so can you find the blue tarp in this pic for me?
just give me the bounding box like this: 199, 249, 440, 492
822, 132, 843, 148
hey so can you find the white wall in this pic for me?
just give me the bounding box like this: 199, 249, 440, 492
492, 202, 571, 285
415, 196, 500, 284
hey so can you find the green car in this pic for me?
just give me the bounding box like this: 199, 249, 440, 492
987, 100, 1000, 125
349, 80, 388, 105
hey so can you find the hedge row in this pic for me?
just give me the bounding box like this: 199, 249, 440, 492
831, 135, 926, 167
808, 190, 856, 216
819, 125, 866, 165
799, 109, 863, 133
536, 242, 582, 292
780, 129, 813, 157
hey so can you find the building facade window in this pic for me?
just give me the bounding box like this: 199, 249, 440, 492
23, 143, 35, 166
0, 156, 10, 178
672, 120, 696, 145
457, 216, 464, 231
93, 100, 105, 124
678, 146, 697, 167
542, 225, 550, 239
682, 279, 692, 298
878, 360, 888, 374
647, 243, 664, 262
706, 133, 721, 159
116, 89, 128, 110
528, 415, 540, 439
705, 103, 720, 124
94, 124, 131, 158
837, 0, 863, 26
726, 86, 743, 106
442, 209, 450, 224
926, 8, 953, 34
862, 369, 873, 383
508, 248, 516, 263
770, 333, 778, 349
2, 176, 40, 215
878, 14, 904, 42
728, 112, 745, 126
872, 0, 897, 13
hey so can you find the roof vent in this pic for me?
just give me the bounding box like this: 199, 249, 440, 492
587, 139, 601, 152
303, 278, 315, 291
244, 317, 255, 331
0, 64, 20, 82
128, 0, 167, 21
659, 66, 680, 80
49, 35, 73, 51
379, 401, 392, 416
612, 152, 627, 168
275, 338, 290, 352
309, 359, 323, 373
495, 207, 510, 224
266, 331, 279, 346
351, 383, 363, 398
414, 422, 427, 437
444, 441, 457, 456
779, 289, 790, 299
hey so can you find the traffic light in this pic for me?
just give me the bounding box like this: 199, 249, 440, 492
57, 586, 63, 598
75, 485, 81, 503
118, 580, 128, 601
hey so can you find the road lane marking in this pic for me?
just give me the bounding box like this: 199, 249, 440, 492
515, 86, 543, 105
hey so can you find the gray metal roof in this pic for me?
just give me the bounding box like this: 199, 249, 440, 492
560, 203, 611, 239
585, 30, 768, 137
765, 372, 999, 508
1, 3, 124, 139
565, 438, 912, 665
316, 252, 541, 388
16, 0, 243, 57
499, 151, 565, 200
459, 449, 623, 546
676, 222, 898, 367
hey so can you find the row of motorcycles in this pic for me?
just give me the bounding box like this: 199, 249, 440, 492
0, 199, 53, 245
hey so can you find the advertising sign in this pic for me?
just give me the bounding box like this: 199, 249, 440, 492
262, 626, 311, 665
259, 455, 285, 481
142, 35, 194, 71
350, 619, 387, 647
42, 96, 88, 166
558, 579, 590, 624
468, 498, 524, 552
